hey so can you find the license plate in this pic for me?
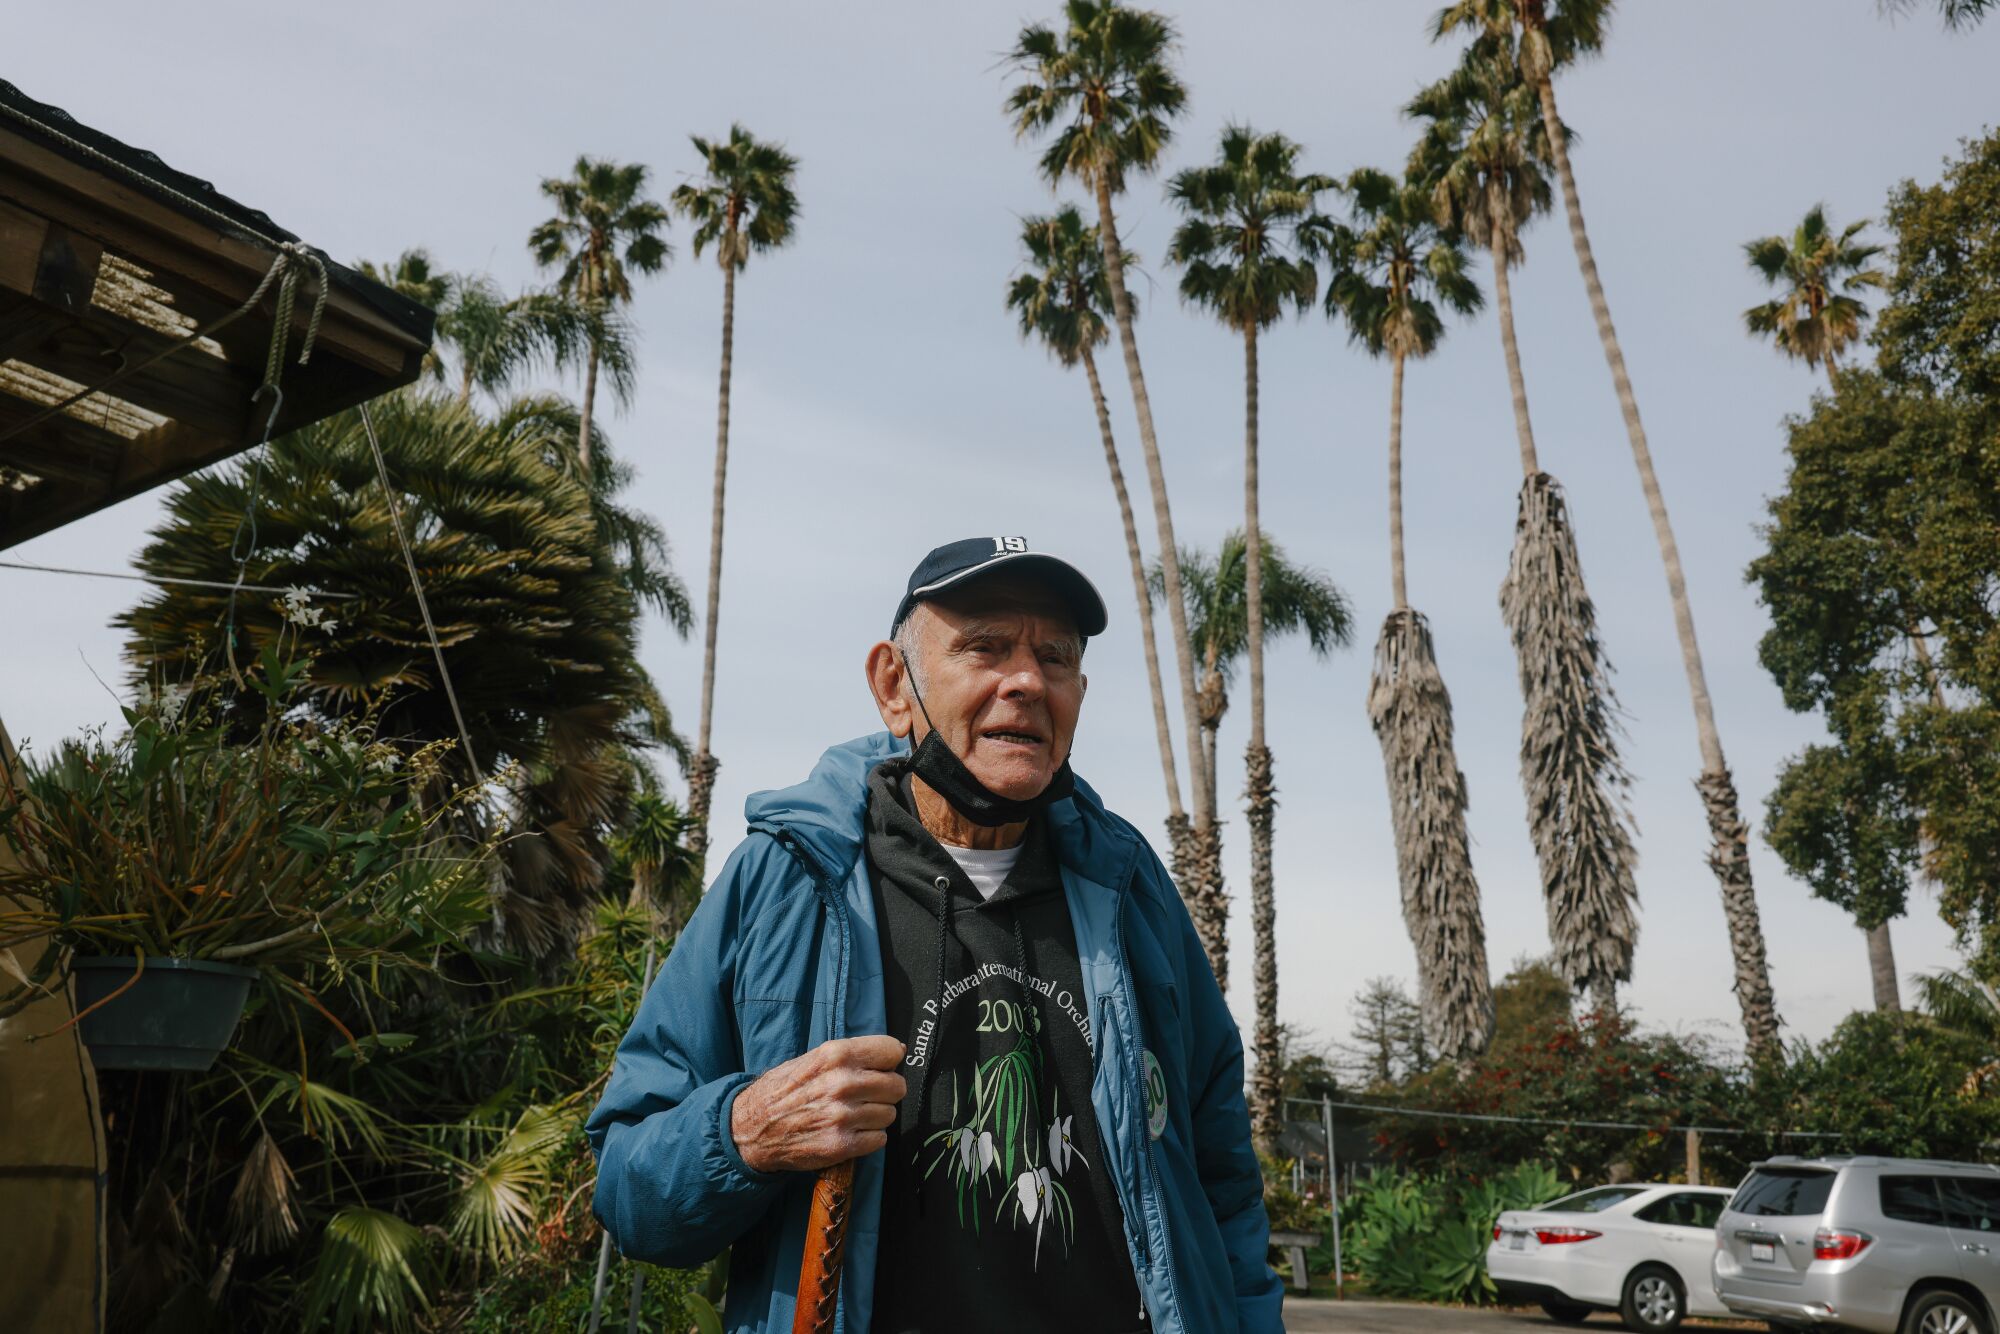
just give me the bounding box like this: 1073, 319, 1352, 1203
1509, 1234, 1525, 1251
1751, 1242, 1776, 1263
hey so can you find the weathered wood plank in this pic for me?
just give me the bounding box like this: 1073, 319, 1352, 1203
0, 149, 415, 376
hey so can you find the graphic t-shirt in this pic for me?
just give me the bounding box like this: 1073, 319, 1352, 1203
940, 843, 1021, 901
863, 759, 1146, 1334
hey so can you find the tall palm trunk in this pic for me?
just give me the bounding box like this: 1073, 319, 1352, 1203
577, 338, 600, 470
1080, 345, 1185, 854
1092, 173, 1226, 992
1372, 348, 1494, 1059
1487, 203, 1539, 475
1242, 327, 1280, 1148
1388, 351, 1409, 610
687, 254, 739, 881
1866, 923, 1901, 1011
1529, 71, 1782, 1061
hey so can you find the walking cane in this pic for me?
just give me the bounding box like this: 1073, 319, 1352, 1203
791, 1159, 856, 1334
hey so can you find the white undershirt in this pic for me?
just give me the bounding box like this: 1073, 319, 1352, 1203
940, 842, 1023, 901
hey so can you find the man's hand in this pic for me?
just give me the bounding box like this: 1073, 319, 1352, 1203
730, 1035, 908, 1174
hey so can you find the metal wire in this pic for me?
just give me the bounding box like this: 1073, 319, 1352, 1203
1283, 1096, 1843, 1140
0, 557, 354, 599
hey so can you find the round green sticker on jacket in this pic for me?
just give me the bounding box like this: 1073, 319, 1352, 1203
1143, 1049, 1167, 1139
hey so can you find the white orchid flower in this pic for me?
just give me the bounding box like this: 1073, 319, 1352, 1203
1014, 1166, 1049, 1224
1047, 1114, 1089, 1174
1014, 1165, 1054, 1269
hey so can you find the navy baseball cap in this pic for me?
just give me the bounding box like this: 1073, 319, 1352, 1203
891, 537, 1108, 639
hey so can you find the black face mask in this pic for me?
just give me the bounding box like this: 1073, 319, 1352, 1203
900, 653, 1074, 827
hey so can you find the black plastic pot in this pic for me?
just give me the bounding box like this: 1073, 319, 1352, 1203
71, 956, 258, 1071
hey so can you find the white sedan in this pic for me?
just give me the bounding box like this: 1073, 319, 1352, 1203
1487, 1183, 1736, 1330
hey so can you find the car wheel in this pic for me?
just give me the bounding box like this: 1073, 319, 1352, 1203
1618, 1265, 1685, 1332
1539, 1297, 1592, 1324
1904, 1290, 1990, 1334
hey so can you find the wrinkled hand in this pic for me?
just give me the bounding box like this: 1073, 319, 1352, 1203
730, 1035, 908, 1174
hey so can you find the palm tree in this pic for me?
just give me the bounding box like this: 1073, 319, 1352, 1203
1435, 0, 1784, 1059
530, 157, 671, 469
613, 788, 701, 937
1409, 52, 1641, 1021
1878, 0, 1994, 28
1006, 2, 1222, 972
360, 253, 621, 407
1324, 165, 1494, 1061
1151, 533, 1352, 1144
1744, 205, 1887, 388
120, 391, 692, 955
1007, 207, 1185, 857
1166, 124, 1330, 1141
357, 250, 455, 383
669, 126, 800, 880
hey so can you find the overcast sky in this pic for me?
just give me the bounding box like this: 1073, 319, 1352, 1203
5, 1, 1996, 1064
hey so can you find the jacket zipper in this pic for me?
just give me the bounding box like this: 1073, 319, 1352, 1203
1108, 883, 1186, 1328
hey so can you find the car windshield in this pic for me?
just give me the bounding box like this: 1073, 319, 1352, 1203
1541, 1187, 1648, 1214
1731, 1168, 1837, 1218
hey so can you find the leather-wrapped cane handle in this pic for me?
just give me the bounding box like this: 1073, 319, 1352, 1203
791, 1158, 856, 1334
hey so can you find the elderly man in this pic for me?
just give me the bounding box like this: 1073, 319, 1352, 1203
586, 538, 1280, 1333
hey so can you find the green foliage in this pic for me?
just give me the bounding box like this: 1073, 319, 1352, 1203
1750, 1011, 2000, 1159
1742, 205, 1886, 375
454, 1257, 707, 1334
1323, 165, 1484, 361
1342, 1161, 1560, 1304
1405, 44, 1555, 265
1166, 125, 1333, 335
301, 1206, 431, 1334
0, 652, 488, 1015
529, 157, 671, 306
1877, 126, 2000, 400
1007, 205, 1133, 367
1149, 531, 1354, 695
1751, 375, 2000, 964
1371, 973, 1740, 1183
117, 390, 687, 958
1005, 0, 1188, 194
671, 124, 801, 271
1762, 682, 1920, 931
1367, 983, 2000, 1188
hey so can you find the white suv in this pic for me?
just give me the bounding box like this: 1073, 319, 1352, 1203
1713, 1155, 2000, 1333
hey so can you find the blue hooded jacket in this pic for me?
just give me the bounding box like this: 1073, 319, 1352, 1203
585, 733, 1282, 1333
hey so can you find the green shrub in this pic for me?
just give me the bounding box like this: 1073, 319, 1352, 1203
1341, 1162, 1560, 1304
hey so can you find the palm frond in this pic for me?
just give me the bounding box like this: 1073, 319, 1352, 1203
225, 1130, 301, 1256
301, 1206, 431, 1334
448, 1104, 574, 1263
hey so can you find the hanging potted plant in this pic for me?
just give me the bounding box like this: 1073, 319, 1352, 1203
0, 646, 492, 1071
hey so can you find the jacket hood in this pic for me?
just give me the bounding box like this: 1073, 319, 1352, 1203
743, 731, 1140, 890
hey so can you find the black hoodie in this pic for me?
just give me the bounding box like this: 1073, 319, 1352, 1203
863, 758, 1145, 1334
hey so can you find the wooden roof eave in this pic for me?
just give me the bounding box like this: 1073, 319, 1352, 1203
0, 107, 435, 550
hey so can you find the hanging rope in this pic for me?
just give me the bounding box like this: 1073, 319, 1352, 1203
0, 96, 475, 787
358, 399, 484, 786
